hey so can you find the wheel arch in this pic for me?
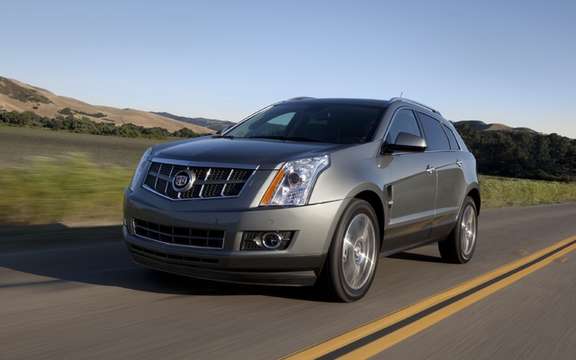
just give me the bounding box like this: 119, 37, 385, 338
347, 184, 387, 251
467, 186, 481, 215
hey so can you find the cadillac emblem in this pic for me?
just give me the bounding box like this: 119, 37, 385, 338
172, 170, 196, 192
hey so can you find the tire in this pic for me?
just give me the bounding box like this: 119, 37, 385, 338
319, 199, 381, 302
438, 196, 478, 264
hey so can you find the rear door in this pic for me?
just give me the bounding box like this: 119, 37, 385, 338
417, 113, 466, 241
380, 109, 436, 253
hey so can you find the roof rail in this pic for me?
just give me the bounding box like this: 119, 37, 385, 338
389, 97, 441, 115
272, 97, 315, 106
286, 96, 315, 101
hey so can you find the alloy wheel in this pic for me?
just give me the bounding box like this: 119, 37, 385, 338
341, 213, 377, 290
460, 204, 477, 258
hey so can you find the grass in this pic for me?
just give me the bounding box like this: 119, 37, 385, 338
0, 125, 164, 167
0, 126, 162, 224
480, 176, 576, 208
0, 154, 132, 224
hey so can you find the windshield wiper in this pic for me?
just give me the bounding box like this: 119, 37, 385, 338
213, 134, 235, 139
245, 135, 325, 143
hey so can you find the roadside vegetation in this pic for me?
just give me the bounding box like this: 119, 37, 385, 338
0, 110, 202, 139
0, 154, 131, 224
481, 176, 576, 208
1, 153, 575, 225
0, 126, 165, 167
455, 123, 576, 182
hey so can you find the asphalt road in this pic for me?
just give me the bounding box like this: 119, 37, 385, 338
1, 203, 576, 359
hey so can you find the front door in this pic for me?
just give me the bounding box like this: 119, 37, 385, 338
380, 109, 436, 253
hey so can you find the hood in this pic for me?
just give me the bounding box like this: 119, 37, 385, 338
152, 136, 345, 169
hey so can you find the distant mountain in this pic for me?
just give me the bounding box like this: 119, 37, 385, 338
455, 120, 538, 134
153, 112, 235, 132
0, 76, 213, 133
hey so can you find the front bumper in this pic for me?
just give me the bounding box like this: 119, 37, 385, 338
123, 190, 348, 286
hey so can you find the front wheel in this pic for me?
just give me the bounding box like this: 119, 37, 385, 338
438, 196, 478, 263
319, 199, 380, 302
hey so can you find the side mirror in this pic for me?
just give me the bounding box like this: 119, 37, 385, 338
381, 132, 427, 154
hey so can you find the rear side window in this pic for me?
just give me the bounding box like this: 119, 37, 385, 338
443, 125, 460, 150
385, 109, 422, 144
418, 113, 450, 151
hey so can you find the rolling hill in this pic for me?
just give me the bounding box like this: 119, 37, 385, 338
153, 112, 235, 132
454, 120, 538, 134
0, 76, 212, 133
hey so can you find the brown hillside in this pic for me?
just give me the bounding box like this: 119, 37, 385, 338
484, 123, 513, 131
0, 77, 213, 134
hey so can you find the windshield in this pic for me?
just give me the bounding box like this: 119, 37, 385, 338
224, 103, 385, 144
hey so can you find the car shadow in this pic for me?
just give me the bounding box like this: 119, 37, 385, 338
0, 224, 325, 302
388, 251, 444, 263
1, 224, 444, 301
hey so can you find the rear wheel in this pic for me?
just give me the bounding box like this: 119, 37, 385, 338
438, 196, 478, 263
319, 199, 380, 302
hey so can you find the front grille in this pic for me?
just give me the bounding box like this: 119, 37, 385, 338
143, 161, 254, 200
133, 219, 225, 249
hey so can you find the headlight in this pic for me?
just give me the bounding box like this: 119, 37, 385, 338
260, 155, 330, 206
129, 148, 152, 191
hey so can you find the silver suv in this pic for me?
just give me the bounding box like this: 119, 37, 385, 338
124, 97, 480, 302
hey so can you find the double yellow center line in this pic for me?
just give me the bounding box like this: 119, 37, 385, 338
285, 235, 576, 359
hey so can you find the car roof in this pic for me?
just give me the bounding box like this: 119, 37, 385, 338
278, 97, 441, 116
278, 97, 391, 108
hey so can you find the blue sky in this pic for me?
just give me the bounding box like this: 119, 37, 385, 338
1, 0, 575, 137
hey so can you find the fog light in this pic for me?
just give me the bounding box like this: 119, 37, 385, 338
241, 231, 294, 251
261, 232, 283, 249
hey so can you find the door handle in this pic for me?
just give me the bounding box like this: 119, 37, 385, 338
426, 165, 435, 174
456, 160, 463, 168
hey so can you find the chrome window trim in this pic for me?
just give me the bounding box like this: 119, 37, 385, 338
389, 97, 441, 115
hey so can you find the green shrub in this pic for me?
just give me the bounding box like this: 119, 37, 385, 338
456, 124, 576, 182
0, 110, 202, 139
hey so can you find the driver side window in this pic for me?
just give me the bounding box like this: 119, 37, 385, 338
385, 109, 422, 144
